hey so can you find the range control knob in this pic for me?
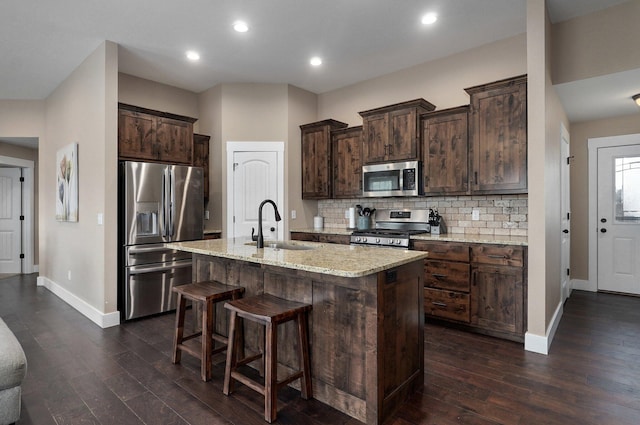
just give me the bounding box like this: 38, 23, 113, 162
375, 238, 380, 243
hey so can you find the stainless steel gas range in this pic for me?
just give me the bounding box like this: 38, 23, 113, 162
349, 208, 431, 248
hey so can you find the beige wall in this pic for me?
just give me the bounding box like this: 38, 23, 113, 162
569, 114, 640, 280
0, 142, 36, 160
197, 84, 222, 231
318, 34, 527, 125
552, 0, 640, 84
218, 83, 289, 235
286, 85, 318, 230
195, 83, 317, 234
0, 100, 45, 135
41, 41, 118, 315
527, 0, 548, 338
523, 0, 570, 343
118, 73, 200, 130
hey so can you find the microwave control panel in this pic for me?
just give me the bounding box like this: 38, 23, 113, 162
403, 168, 416, 190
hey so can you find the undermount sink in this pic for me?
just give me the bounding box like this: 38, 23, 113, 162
245, 241, 316, 251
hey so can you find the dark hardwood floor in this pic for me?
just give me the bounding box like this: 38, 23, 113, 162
2, 273, 639, 424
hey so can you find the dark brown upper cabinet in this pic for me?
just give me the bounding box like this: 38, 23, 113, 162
359, 99, 435, 164
118, 103, 197, 165
421, 106, 469, 195
465, 75, 527, 194
300, 119, 348, 199
332, 126, 363, 199
193, 134, 210, 203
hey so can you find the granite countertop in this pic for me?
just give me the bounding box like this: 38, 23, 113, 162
167, 237, 428, 278
291, 228, 528, 246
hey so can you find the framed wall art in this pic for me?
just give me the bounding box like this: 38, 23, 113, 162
56, 143, 78, 222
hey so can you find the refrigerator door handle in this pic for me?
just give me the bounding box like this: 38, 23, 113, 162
127, 260, 192, 275
168, 167, 175, 238
127, 244, 171, 254
160, 168, 167, 237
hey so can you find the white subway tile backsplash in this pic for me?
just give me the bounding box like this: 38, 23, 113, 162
318, 194, 527, 237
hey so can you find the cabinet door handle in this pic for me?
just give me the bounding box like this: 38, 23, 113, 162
431, 273, 448, 279
431, 301, 447, 307
474, 171, 478, 185
488, 255, 507, 259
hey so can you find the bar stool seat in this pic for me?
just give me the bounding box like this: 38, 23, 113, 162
172, 281, 245, 381
223, 293, 312, 423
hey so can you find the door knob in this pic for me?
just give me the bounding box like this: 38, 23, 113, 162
562, 229, 569, 234
601, 218, 607, 223
600, 228, 607, 233
270, 227, 275, 232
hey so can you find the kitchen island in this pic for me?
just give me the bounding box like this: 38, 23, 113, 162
168, 238, 427, 425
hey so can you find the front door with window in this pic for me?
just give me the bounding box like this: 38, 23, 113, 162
597, 145, 640, 294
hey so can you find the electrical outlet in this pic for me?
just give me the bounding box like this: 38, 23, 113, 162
472, 209, 480, 221
67, 270, 72, 280
291, 210, 297, 219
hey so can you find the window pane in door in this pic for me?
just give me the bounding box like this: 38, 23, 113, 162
615, 156, 640, 221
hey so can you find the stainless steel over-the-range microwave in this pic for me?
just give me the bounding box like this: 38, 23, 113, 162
362, 160, 423, 197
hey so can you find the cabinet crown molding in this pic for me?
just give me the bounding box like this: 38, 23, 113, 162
118, 102, 198, 124
358, 98, 436, 117
464, 74, 527, 96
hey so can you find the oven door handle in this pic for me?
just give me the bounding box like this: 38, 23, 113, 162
127, 261, 192, 276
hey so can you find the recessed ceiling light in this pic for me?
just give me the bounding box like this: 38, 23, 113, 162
310, 57, 322, 66
421, 13, 438, 25
233, 21, 249, 32
186, 50, 200, 61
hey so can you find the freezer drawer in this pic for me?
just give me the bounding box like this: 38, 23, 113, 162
124, 259, 192, 320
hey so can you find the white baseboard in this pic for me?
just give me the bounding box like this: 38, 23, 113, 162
524, 297, 564, 355
571, 279, 595, 292
37, 276, 120, 328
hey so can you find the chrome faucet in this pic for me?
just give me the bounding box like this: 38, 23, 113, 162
255, 199, 281, 248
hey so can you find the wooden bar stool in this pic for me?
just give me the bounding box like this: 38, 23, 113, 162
223, 293, 312, 423
172, 281, 245, 381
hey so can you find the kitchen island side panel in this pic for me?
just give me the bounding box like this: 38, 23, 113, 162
191, 253, 424, 425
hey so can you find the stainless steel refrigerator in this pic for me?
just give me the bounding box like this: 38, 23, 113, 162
119, 161, 203, 320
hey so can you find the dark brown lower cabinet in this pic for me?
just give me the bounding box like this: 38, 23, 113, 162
414, 240, 527, 342
471, 263, 525, 337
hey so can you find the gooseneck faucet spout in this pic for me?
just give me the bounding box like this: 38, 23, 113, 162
257, 199, 282, 248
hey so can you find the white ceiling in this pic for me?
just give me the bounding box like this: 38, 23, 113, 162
0, 0, 635, 143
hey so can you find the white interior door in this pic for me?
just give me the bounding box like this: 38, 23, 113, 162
226, 141, 285, 241
0, 167, 22, 274
560, 125, 571, 301
597, 144, 640, 294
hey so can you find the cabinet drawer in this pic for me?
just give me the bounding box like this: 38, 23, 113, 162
424, 260, 470, 292
318, 234, 350, 245
424, 288, 470, 323
471, 245, 524, 267
413, 241, 469, 262
290, 232, 319, 242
